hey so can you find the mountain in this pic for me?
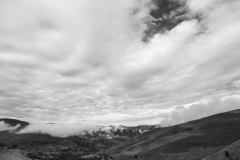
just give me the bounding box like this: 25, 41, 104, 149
0, 118, 29, 127
88, 125, 158, 140
0, 118, 156, 141
1, 110, 240, 160
102, 109, 240, 160
0, 118, 29, 131
0, 118, 156, 159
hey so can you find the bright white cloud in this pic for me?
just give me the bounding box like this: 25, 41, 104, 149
186, 0, 220, 12
0, 0, 240, 126
159, 94, 240, 126
0, 122, 21, 132
18, 123, 101, 137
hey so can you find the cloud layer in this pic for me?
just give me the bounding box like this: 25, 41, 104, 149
0, 0, 240, 126
18, 123, 101, 137
159, 94, 240, 126
0, 122, 20, 132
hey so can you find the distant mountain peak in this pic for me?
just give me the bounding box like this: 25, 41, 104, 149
0, 118, 29, 131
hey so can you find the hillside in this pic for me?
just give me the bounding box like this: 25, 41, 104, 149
0, 119, 29, 127
103, 109, 240, 160
90, 125, 157, 140
0, 119, 29, 131
1, 110, 240, 160
203, 138, 240, 160
0, 149, 31, 160
0, 118, 156, 159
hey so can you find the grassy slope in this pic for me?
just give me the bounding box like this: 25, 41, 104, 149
203, 138, 240, 160
0, 150, 31, 160
104, 109, 240, 160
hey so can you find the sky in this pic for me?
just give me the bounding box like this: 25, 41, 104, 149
0, 0, 240, 130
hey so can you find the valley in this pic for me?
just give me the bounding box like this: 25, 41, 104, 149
1, 109, 240, 160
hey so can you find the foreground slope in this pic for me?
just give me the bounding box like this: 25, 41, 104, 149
0, 150, 31, 160
203, 138, 240, 160
103, 109, 240, 160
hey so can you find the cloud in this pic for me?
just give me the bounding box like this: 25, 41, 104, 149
159, 94, 240, 126
0, 0, 152, 124
0, 122, 21, 132
0, 0, 240, 126
18, 123, 101, 138
232, 79, 240, 88
185, 0, 221, 12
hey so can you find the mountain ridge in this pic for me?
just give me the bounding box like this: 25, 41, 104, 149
102, 109, 240, 160
1, 109, 240, 159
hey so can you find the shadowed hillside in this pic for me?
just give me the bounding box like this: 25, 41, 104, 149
103, 109, 240, 160
0, 119, 29, 131
1, 111, 240, 160
203, 138, 240, 160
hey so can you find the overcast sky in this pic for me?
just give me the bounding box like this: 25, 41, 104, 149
0, 0, 240, 127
